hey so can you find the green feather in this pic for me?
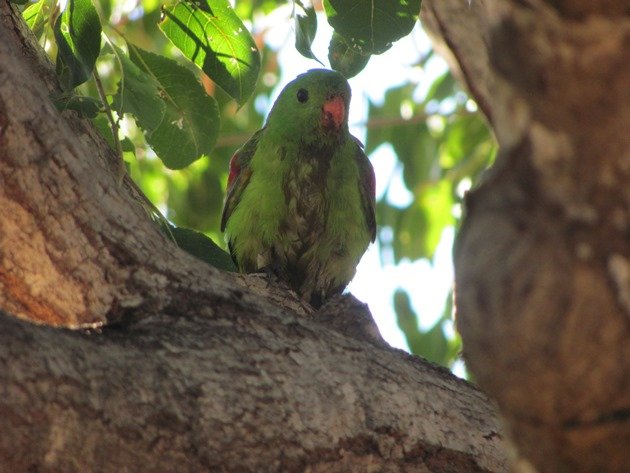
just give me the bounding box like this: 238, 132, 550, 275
222, 69, 375, 306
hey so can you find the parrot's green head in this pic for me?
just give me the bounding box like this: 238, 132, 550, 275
265, 69, 351, 148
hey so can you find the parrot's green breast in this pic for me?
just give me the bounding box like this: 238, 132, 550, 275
222, 69, 375, 307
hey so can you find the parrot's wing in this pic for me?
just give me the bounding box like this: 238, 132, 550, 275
353, 137, 377, 242
221, 128, 265, 232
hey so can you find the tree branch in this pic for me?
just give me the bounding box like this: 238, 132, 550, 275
0, 2, 508, 471
423, 0, 630, 470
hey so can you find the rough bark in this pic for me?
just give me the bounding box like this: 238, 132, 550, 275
423, 0, 630, 471
0, 1, 508, 471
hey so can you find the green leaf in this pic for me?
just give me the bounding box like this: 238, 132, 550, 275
53, 0, 102, 90
127, 43, 220, 169
424, 71, 456, 103
92, 114, 115, 148
121, 137, 136, 153
394, 289, 450, 366
160, 0, 260, 106
170, 226, 237, 272
365, 83, 415, 155
397, 123, 438, 190
110, 45, 166, 133
23, 0, 51, 38
394, 203, 426, 262
167, 160, 224, 233
323, 0, 420, 55
10, 0, 29, 5
328, 31, 370, 78
416, 181, 454, 257
294, 0, 322, 64
51, 92, 102, 118
394, 181, 453, 262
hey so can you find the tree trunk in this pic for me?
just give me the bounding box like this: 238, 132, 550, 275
0, 1, 507, 471
423, 0, 630, 471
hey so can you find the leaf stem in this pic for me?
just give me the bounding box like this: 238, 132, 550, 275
93, 68, 126, 183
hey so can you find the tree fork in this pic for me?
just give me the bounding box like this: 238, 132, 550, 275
0, 2, 507, 471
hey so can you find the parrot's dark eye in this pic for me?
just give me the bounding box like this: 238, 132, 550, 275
296, 88, 309, 103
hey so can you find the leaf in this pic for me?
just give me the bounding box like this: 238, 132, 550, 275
92, 114, 115, 148
328, 31, 370, 78
53, 0, 102, 90
394, 289, 451, 366
397, 123, 438, 190
394, 203, 426, 262
110, 45, 166, 133
424, 71, 456, 103
415, 181, 454, 258
365, 83, 416, 155
323, 0, 420, 55
127, 43, 220, 169
160, 0, 260, 106
121, 137, 136, 153
394, 181, 453, 262
23, 0, 51, 38
51, 92, 102, 118
170, 226, 237, 272
293, 0, 322, 64
167, 161, 224, 233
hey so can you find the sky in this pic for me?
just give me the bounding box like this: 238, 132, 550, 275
258, 8, 456, 351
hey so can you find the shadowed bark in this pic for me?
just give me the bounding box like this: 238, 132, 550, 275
423, 0, 630, 471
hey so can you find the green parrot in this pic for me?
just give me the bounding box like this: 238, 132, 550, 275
221, 69, 376, 307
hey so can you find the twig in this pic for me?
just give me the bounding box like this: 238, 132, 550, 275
93, 68, 125, 183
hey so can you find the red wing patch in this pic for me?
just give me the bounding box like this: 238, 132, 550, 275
227, 152, 241, 190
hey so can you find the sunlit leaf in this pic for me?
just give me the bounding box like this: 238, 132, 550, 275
127, 44, 220, 169
160, 0, 260, 106
394, 203, 427, 262
328, 31, 370, 78
443, 113, 490, 165
294, 0, 322, 64
324, 0, 420, 55
53, 0, 102, 90
393, 181, 453, 261
416, 180, 454, 257
23, 0, 51, 38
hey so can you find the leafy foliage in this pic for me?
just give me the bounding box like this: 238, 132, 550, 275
22, 0, 51, 36
324, 0, 420, 55
19, 0, 496, 373
114, 44, 220, 169
159, 0, 261, 106
394, 289, 460, 367
293, 0, 321, 65
53, 0, 102, 90
328, 31, 370, 79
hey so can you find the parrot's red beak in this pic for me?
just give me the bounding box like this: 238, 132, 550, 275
322, 95, 346, 131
